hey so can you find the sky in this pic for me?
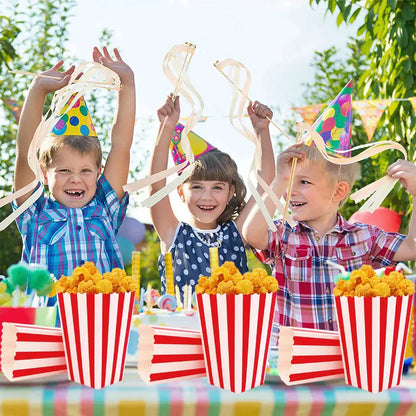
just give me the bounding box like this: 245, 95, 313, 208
65, 0, 359, 224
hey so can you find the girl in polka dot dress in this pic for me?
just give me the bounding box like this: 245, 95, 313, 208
150, 95, 275, 294
12, 46, 136, 278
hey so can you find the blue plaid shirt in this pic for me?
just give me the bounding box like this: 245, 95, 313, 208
13, 175, 128, 279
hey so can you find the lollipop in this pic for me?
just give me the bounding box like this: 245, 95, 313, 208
29, 264, 54, 295
157, 294, 177, 311
7, 263, 30, 290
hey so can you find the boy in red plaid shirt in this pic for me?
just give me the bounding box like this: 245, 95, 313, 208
242, 143, 416, 331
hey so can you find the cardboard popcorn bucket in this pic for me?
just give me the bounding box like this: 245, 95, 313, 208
1, 323, 67, 381
197, 292, 277, 393
278, 326, 344, 385
335, 294, 413, 393
57, 292, 135, 389
138, 325, 206, 383
0, 306, 57, 372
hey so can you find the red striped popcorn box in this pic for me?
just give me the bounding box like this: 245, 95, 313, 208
197, 292, 277, 393
137, 325, 206, 383
57, 292, 135, 389
1, 323, 67, 381
335, 294, 413, 393
0, 306, 57, 371
278, 326, 344, 385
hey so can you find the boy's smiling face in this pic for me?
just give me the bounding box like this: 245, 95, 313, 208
42, 145, 101, 208
288, 159, 347, 233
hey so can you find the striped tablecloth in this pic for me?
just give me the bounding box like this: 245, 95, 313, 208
1, 369, 416, 416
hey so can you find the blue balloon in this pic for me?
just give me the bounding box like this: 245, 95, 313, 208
116, 236, 135, 266
118, 216, 146, 245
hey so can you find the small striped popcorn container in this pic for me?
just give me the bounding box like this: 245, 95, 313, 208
1, 323, 67, 381
57, 292, 135, 389
278, 326, 344, 385
197, 292, 277, 393
137, 325, 206, 383
335, 295, 413, 393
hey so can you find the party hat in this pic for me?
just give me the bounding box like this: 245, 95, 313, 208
304, 80, 353, 157
52, 94, 97, 137
170, 123, 216, 165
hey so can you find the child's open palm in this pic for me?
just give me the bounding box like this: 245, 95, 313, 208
93, 46, 134, 85
33, 61, 75, 94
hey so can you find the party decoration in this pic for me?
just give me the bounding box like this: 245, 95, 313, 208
303, 79, 353, 157
170, 123, 216, 166
352, 99, 392, 141
52, 94, 97, 137
116, 236, 134, 266
118, 216, 146, 245
157, 294, 177, 311
3, 98, 22, 122
349, 207, 401, 233
292, 103, 326, 126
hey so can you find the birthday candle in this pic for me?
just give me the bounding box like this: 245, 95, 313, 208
183, 284, 189, 310
209, 247, 219, 270
165, 252, 175, 296
131, 251, 141, 299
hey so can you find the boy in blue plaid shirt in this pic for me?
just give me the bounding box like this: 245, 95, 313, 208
13, 46, 135, 279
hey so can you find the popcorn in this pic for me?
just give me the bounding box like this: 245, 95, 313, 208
334, 265, 414, 297
54, 262, 137, 294
195, 261, 278, 295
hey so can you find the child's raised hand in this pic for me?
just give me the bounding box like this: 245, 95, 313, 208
247, 101, 273, 133
276, 143, 305, 182
157, 94, 180, 128
32, 61, 75, 94
387, 159, 416, 196
93, 46, 134, 85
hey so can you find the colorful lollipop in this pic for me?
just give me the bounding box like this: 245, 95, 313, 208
157, 294, 177, 311
7, 263, 30, 291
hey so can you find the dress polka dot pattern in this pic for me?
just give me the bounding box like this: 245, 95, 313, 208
158, 220, 248, 294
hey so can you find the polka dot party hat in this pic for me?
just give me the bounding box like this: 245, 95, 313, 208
304, 79, 353, 157
52, 94, 97, 137
170, 123, 216, 165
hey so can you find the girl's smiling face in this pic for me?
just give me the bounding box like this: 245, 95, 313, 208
178, 180, 234, 229
43, 145, 101, 208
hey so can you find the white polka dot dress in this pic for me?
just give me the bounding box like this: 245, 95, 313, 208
158, 221, 248, 294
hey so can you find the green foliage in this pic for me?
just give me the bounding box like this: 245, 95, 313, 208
310, 0, 416, 231
139, 229, 162, 291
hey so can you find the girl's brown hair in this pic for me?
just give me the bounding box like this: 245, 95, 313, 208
185, 149, 246, 224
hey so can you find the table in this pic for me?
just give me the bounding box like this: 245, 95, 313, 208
1, 369, 416, 416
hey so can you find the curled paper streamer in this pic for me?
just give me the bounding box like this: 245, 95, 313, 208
0, 62, 121, 231
214, 59, 294, 230
298, 121, 407, 213
123, 43, 204, 209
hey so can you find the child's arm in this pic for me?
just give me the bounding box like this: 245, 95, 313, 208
242, 144, 305, 250
14, 61, 74, 206
149, 95, 180, 252
235, 101, 274, 235
93, 46, 135, 200
389, 160, 416, 261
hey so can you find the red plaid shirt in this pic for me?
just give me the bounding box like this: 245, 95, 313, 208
254, 214, 405, 331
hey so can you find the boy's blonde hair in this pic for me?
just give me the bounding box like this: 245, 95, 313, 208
39, 135, 102, 170
300, 144, 361, 205
185, 149, 246, 224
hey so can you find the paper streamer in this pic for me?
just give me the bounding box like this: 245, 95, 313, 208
123, 43, 204, 210
1, 323, 67, 381
57, 291, 135, 389
197, 292, 277, 393
335, 294, 413, 393
277, 326, 344, 385
215, 59, 294, 229
0, 62, 121, 231
137, 325, 206, 383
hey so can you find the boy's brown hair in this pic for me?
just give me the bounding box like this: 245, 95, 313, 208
39, 135, 102, 169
